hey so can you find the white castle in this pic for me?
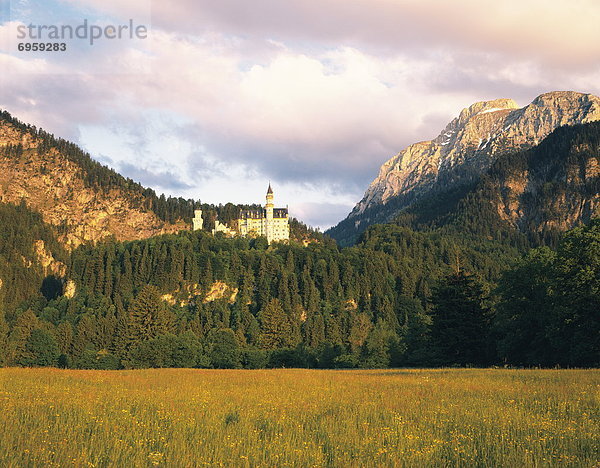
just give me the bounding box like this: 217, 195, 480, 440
192, 184, 290, 244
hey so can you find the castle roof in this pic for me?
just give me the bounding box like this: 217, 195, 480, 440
267, 183, 273, 194
239, 207, 288, 219
273, 208, 288, 218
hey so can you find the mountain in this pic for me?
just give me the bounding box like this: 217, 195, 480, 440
389, 122, 600, 245
455, 123, 600, 236
328, 91, 600, 245
0, 110, 192, 248
1, 107, 598, 370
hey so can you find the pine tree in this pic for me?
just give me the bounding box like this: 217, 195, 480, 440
305, 313, 325, 349
72, 315, 98, 357
348, 312, 372, 353
111, 307, 130, 359
430, 271, 490, 366
127, 285, 175, 349
55, 321, 74, 356
8, 310, 40, 365
259, 298, 293, 349
0, 306, 8, 366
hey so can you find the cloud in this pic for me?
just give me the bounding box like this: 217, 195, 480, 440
2, 0, 600, 229
63, 0, 600, 68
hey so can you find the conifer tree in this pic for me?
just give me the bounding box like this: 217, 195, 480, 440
8, 310, 40, 365
259, 298, 293, 349
305, 313, 325, 348
430, 271, 489, 366
72, 315, 98, 357
127, 285, 175, 348
0, 306, 8, 366
111, 308, 130, 359
55, 321, 74, 356
348, 312, 372, 353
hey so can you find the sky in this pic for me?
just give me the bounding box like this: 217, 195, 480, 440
1, 0, 599, 229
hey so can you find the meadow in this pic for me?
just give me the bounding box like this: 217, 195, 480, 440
0, 368, 598, 467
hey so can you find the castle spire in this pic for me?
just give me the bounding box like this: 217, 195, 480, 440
267, 182, 273, 195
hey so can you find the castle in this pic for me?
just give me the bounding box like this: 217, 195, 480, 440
192, 184, 290, 244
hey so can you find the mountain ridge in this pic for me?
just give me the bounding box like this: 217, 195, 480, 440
328, 91, 600, 244
0, 110, 190, 248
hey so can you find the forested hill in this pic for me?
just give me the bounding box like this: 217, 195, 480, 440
328, 122, 600, 246
0, 110, 195, 247
0, 110, 322, 248
0, 112, 597, 371
2, 214, 598, 370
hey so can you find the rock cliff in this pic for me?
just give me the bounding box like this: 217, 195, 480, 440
328, 91, 600, 244
354, 92, 600, 216
0, 113, 186, 248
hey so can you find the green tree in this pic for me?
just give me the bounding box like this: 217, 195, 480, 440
396, 296, 432, 366
496, 221, 600, 367
55, 321, 74, 356
173, 331, 201, 368
551, 221, 600, 367
127, 285, 175, 349
495, 247, 556, 366
8, 310, 40, 365
209, 328, 241, 368
21, 328, 59, 367
259, 299, 294, 349
348, 312, 372, 354
430, 271, 490, 366
361, 320, 400, 368
0, 306, 8, 366
72, 315, 97, 357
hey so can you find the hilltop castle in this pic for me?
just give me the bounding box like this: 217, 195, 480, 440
192, 184, 290, 244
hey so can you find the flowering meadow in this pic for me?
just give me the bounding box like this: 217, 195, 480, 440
0, 368, 598, 467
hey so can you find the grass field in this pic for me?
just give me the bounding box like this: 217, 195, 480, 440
0, 368, 598, 467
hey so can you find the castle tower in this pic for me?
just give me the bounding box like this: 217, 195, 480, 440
192, 209, 203, 231
265, 183, 274, 243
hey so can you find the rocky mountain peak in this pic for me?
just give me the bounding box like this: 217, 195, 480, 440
457, 98, 519, 124
348, 91, 600, 219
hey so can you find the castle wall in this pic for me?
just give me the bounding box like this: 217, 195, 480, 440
235, 186, 290, 243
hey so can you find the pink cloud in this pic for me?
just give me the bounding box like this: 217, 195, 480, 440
62, 0, 600, 68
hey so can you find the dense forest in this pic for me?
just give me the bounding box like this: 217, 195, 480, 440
0, 115, 598, 369
0, 201, 68, 311
1, 198, 598, 368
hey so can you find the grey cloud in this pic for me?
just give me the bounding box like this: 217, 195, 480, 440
179, 124, 390, 195
112, 161, 193, 192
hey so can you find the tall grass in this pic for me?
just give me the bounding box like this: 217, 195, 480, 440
0, 368, 598, 467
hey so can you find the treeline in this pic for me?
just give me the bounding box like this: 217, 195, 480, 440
495, 220, 600, 367
2, 214, 597, 369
